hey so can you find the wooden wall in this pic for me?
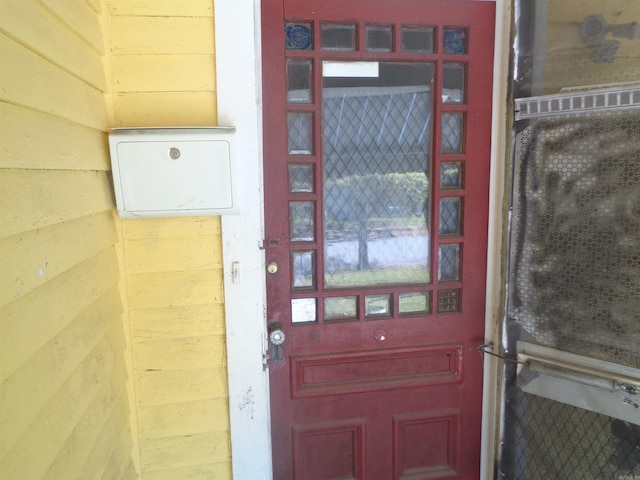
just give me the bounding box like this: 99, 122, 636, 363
107, 1, 232, 478
0, 0, 137, 478
544, 0, 640, 93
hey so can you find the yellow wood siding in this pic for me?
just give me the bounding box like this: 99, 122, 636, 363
107, 0, 232, 477
0, 1, 136, 479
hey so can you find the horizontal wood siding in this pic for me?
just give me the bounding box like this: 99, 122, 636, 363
108, 0, 231, 477
0, 0, 136, 479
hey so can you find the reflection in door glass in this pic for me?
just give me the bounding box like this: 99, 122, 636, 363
290, 201, 315, 241
289, 164, 314, 193
365, 294, 391, 317
288, 112, 313, 154
287, 59, 313, 103
291, 298, 316, 323
292, 251, 315, 289
399, 292, 430, 314
323, 62, 433, 287
324, 296, 358, 321
441, 113, 463, 153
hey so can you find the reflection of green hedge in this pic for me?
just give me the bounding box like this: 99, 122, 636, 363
325, 172, 428, 221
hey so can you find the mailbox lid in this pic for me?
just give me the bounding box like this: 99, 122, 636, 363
109, 127, 236, 217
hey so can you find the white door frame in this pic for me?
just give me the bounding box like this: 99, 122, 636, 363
216, 1, 511, 478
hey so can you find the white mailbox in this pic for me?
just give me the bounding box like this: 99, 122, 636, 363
108, 127, 237, 218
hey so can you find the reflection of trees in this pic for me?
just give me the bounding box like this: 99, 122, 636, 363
325, 172, 428, 270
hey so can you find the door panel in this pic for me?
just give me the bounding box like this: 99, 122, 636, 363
262, 2, 495, 478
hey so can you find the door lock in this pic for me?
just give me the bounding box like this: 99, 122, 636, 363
267, 322, 286, 362
266, 261, 279, 274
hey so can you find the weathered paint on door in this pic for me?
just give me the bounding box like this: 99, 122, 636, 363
262, 1, 495, 478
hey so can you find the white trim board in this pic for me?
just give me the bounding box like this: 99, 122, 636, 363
216, 1, 273, 479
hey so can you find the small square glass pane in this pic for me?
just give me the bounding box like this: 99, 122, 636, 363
288, 112, 313, 154
442, 63, 465, 104
441, 113, 463, 153
401, 26, 434, 53
437, 289, 461, 313
324, 296, 358, 321
440, 162, 462, 189
292, 251, 315, 289
399, 292, 430, 314
321, 23, 356, 51
366, 25, 392, 52
287, 59, 313, 103
292, 298, 316, 323
443, 28, 467, 55
285, 23, 312, 50
365, 294, 391, 317
438, 243, 460, 281
289, 164, 314, 193
290, 201, 315, 241
439, 197, 462, 235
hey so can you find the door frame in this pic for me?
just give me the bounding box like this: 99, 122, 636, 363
215, 1, 512, 479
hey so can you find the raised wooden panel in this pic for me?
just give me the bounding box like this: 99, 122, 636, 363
110, 16, 215, 54
0, 169, 113, 238
291, 345, 462, 398
111, 54, 216, 93
393, 410, 460, 480
0, 34, 108, 130
0, 0, 106, 89
135, 368, 229, 406
0, 247, 120, 382
139, 431, 231, 473
108, 0, 213, 17
0, 211, 117, 307
127, 270, 223, 309
113, 92, 218, 127
0, 103, 109, 171
39, 0, 105, 53
293, 420, 365, 480
131, 304, 225, 340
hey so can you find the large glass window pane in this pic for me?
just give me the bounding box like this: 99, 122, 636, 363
322, 62, 434, 287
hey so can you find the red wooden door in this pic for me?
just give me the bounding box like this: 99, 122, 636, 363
262, 1, 494, 478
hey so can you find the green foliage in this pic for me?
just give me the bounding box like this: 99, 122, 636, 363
325, 172, 428, 222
